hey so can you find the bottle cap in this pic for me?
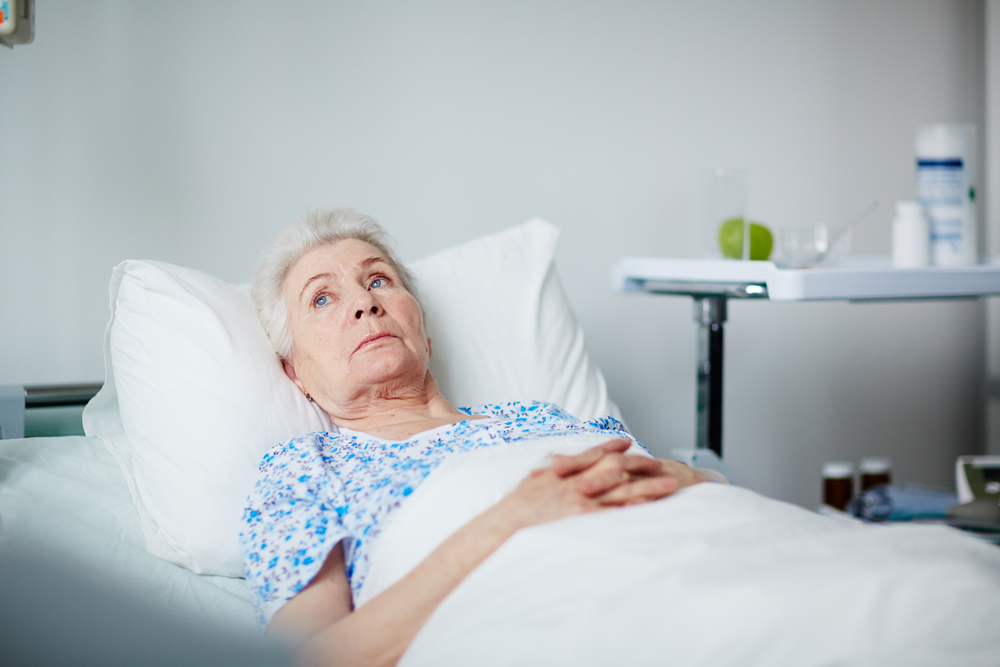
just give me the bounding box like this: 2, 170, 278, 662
894, 201, 924, 218
916, 123, 974, 159
860, 457, 891, 474
822, 461, 854, 479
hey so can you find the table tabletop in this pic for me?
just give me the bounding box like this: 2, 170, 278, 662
612, 257, 1000, 301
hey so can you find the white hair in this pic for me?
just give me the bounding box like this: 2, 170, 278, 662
252, 208, 420, 360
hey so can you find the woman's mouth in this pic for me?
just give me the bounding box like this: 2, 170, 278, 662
354, 331, 397, 353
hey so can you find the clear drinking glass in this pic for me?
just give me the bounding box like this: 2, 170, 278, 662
776, 224, 852, 268
701, 167, 750, 260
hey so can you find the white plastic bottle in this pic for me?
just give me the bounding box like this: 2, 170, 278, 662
891, 201, 929, 268
915, 124, 978, 267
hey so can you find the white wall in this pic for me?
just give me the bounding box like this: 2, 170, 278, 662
0, 0, 986, 507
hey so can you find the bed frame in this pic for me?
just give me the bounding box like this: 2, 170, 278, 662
0, 382, 102, 439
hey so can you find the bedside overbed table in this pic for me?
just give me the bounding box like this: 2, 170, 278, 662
611, 257, 1000, 458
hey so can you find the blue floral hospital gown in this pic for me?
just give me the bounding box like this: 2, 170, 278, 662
239, 401, 643, 627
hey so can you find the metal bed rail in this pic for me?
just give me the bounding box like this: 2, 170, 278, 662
0, 382, 103, 440
24, 383, 104, 408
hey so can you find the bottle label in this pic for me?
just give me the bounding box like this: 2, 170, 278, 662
917, 158, 969, 256
917, 158, 964, 207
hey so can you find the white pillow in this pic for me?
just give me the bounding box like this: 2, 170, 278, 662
83, 262, 333, 576
412, 218, 621, 422
84, 218, 620, 578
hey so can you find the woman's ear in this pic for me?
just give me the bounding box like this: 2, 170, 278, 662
282, 358, 307, 395
426, 337, 433, 358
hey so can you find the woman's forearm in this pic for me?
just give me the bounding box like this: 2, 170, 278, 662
303, 502, 520, 667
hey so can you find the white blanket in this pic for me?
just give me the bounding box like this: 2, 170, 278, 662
377, 442, 1000, 666
6, 435, 1000, 664
0, 435, 258, 635
360, 431, 650, 606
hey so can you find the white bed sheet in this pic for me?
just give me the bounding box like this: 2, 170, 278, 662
392, 459, 1000, 666
0, 435, 258, 636
6, 433, 1000, 666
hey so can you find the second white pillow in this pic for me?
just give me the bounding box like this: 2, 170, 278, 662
412, 218, 621, 422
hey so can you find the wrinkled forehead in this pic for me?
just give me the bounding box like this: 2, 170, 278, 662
284, 239, 390, 295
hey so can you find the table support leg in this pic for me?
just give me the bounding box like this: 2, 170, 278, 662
694, 296, 727, 458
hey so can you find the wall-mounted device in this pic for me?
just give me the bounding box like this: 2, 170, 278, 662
1, 0, 34, 48
956, 456, 1000, 504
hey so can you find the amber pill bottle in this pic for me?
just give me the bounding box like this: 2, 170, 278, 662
822, 461, 855, 511
860, 457, 891, 491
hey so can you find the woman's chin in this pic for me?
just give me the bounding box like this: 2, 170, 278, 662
355, 356, 427, 391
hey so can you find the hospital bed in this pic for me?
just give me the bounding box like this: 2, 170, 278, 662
2, 219, 999, 666
0, 218, 617, 661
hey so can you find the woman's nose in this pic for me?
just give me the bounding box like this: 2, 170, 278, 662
349, 288, 382, 320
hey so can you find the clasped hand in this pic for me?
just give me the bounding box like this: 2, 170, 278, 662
495, 439, 707, 531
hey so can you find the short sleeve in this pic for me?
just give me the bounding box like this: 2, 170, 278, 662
460, 401, 579, 424
239, 435, 351, 627
582, 414, 650, 456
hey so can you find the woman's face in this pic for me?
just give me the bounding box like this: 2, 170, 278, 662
281, 238, 430, 412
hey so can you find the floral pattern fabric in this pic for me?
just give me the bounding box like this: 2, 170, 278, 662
239, 401, 640, 626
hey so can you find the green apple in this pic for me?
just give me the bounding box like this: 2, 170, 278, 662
718, 217, 744, 259
717, 217, 773, 261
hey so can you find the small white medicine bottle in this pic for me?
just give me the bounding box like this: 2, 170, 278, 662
891, 201, 929, 268
915, 124, 978, 267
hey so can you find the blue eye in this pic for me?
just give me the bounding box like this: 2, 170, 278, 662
314, 294, 330, 307
370, 278, 387, 289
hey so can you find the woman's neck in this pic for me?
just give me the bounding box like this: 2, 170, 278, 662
325, 376, 485, 440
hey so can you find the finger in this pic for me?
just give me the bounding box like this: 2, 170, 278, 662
550, 439, 633, 477
596, 475, 678, 505
532, 447, 628, 478
552, 439, 632, 476
599, 478, 676, 506
620, 455, 663, 476
549, 452, 593, 477
582, 451, 660, 476
656, 460, 709, 489
575, 468, 631, 497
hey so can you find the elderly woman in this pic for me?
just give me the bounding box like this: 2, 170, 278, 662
239, 209, 708, 666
